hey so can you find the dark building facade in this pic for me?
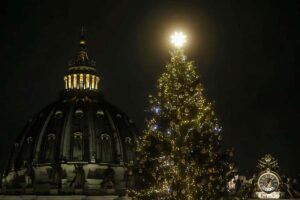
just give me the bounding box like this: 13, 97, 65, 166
0, 33, 137, 200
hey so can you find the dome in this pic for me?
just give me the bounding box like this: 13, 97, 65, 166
1, 32, 137, 197
8, 96, 137, 168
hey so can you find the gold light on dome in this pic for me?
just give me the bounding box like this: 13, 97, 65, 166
79, 74, 84, 89
91, 75, 95, 89
73, 74, 77, 89
170, 31, 187, 48
86, 74, 90, 89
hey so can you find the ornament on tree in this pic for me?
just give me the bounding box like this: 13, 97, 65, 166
201, 148, 208, 154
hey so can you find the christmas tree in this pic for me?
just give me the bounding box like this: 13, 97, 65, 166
130, 32, 234, 200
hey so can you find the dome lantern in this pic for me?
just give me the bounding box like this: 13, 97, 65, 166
64, 29, 100, 92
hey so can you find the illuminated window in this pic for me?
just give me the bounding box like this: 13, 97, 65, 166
65, 73, 100, 91
91, 75, 95, 89
86, 74, 90, 89
73, 74, 77, 89
83, 75, 86, 89
79, 74, 84, 89
68, 75, 72, 89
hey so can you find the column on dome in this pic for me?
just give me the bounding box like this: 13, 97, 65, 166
64, 77, 68, 89
95, 77, 100, 90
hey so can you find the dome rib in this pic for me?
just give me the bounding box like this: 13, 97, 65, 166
60, 100, 75, 161
33, 103, 57, 164
87, 102, 96, 163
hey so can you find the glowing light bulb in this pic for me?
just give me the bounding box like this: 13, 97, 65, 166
170, 31, 187, 48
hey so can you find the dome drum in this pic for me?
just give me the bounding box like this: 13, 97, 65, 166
2, 163, 134, 196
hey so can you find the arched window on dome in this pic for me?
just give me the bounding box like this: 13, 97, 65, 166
22, 136, 34, 166
124, 137, 134, 163
45, 133, 56, 162
97, 133, 112, 163
72, 132, 83, 161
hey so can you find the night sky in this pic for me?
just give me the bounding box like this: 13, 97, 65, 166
1, 0, 299, 175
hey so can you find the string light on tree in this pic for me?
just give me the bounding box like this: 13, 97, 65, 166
170, 31, 187, 49
152, 106, 161, 114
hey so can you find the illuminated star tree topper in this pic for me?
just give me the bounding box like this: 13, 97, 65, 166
170, 31, 187, 49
